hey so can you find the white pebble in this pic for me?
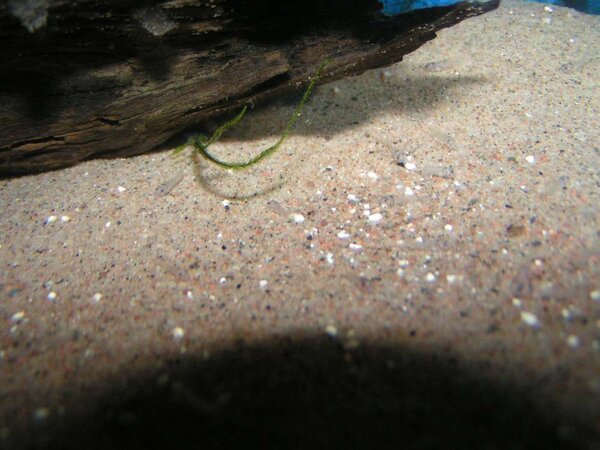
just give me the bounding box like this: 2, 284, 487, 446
444, 224, 453, 232
425, 273, 436, 282
47, 291, 57, 301
222, 199, 230, 208
525, 155, 536, 164
172, 327, 185, 340
590, 290, 600, 302
561, 308, 573, 321
60, 215, 70, 222
105, 221, 111, 228
117, 186, 126, 193
405, 162, 417, 171
11, 311, 25, 323
34, 407, 50, 421
367, 171, 379, 180
368, 213, 383, 224
259, 280, 268, 290
347, 194, 359, 203
325, 324, 338, 337
398, 260, 409, 267
512, 298, 522, 307
446, 274, 457, 284
45, 215, 57, 224
337, 230, 350, 239
349, 243, 363, 252
92, 293, 102, 303
566, 335, 580, 348
219, 277, 227, 285
326, 253, 334, 265
404, 187, 415, 196
521, 311, 541, 328
288, 213, 305, 224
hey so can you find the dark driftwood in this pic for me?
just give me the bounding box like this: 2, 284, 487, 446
0, 0, 498, 175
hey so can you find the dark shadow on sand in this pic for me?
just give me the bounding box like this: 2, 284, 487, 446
170, 72, 485, 199
14, 335, 595, 450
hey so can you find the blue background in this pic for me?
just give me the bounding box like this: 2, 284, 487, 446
379, 0, 600, 15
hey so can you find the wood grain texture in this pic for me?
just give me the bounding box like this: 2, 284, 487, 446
0, 0, 498, 174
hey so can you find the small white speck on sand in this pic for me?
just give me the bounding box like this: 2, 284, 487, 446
325, 324, 338, 337
326, 253, 334, 265
349, 243, 363, 252
337, 230, 350, 239
446, 274, 457, 284
259, 280, 268, 290
590, 290, 600, 302
92, 293, 102, 303
117, 186, 126, 193
444, 224, 453, 232
47, 291, 57, 301
347, 194, 359, 203
512, 298, 523, 307
219, 277, 227, 285
521, 311, 541, 329
60, 215, 70, 222
425, 273, 436, 282
525, 155, 536, 164
288, 213, 305, 224
561, 308, 573, 321
367, 171, 379, 180
397, 268, 405, 277
222, 199, 230, 208
34, 408, 50, 421
404, 187, 415, 196
405, 162, 417, 171
368, 213, 383, 224
186, 290, 194, 299
172, 327, 185, 340
45, 216, 57, 224
10, 311, 25, 323
566, 335, 580, 348
105, 221, 111, 228
398, 259, 410, 267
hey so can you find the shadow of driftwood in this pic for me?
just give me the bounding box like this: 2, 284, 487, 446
190, 151, 287, 200
216, 72, 487, 140
12, 335, 594, 450
174, 71, 486, 198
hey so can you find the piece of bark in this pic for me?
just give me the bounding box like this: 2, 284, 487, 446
0, 0, 499, 175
